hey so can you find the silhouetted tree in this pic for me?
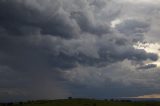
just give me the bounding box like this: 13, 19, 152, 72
104, 99, 108, 101
6, 102, 13, 106
110, 99, 114, 102
19, 102, 23, 105
68, 97, 72, 100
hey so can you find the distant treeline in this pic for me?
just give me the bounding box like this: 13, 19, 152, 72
0, 97, 160, 106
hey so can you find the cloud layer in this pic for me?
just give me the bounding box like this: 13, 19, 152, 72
0, 0, 160, 102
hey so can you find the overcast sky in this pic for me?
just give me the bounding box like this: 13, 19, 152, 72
1, 0, 160, 102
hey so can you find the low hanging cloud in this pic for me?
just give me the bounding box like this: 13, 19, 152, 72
63, 59, 160, 88
0, 0, 160, 101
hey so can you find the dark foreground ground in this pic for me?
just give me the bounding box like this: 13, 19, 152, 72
1, 99, 160, 106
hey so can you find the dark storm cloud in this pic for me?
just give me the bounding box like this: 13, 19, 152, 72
116, 19, 150, 42
117, 20, 149, 34
0, 0, 80, 38
138, 64, 157, 69
0, 0, 160, 102
70, 11, 111, 35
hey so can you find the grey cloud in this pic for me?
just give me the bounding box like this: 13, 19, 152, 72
0, 64, 70, 102
70, 11, 111, 35
0, 0, 80, 38
117, 20, 149, 34
0, 0, 160, 101
116, 19, 150, 42
62, 60, 160, 87
32, 33, 158, 66
138, 64, 157, 69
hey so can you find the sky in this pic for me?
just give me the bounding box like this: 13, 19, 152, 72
1, 0, 160, 102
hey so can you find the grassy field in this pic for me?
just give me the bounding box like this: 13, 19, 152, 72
1, 99, 160, 106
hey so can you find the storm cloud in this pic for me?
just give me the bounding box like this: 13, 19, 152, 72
0, 0, 160, 102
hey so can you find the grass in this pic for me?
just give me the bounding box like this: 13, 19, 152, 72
1, 98, 160, 106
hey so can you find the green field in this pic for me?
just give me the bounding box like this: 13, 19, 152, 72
1, 99, 160, 106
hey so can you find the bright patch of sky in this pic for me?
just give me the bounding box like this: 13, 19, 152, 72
111, 19, 122, 28
134, 42, 160, 67
116, 0, 160, 4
